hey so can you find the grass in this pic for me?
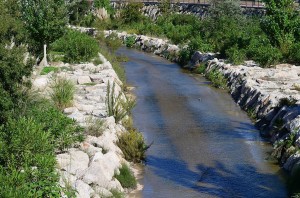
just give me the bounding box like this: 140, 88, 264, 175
40, 66, 59, 75
114, 163, 137, 189
206, 69, 228, 89
117, 129, 148, 163
109, 189, 124, 198
50, 77, 75, 110
106, 81, 136, 123
193, 63, 207, 74
85, 116, 104, 137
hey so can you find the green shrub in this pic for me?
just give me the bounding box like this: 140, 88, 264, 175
0, 117, 61, 197
125, 36, 136, 48
206, 69, 228, 89
40, 66, 59, 75
225, 44, 246, 65
106, 81, 136, 123
109, 189, 124, 198
51, 30, 100, 63
51, 77, 75, 110
114, 163, 137, 189
289, 42, 300, 64
117, 129, 148, 163
105, 33, 122, 52
24, 99, 83, 151
194, 63, 207, 74
246, 37, 282, 67
120, 2, 144, 25
85, 116, 104, 137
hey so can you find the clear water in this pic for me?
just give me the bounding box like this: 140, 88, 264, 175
118, 47, 287, 198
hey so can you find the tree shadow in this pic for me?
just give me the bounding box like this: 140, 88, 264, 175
146, 155, 287, 197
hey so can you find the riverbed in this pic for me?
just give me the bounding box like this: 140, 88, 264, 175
118, 47, 287, 198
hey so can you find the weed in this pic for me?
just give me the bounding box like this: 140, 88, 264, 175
206, 69, 228, 89
246, 108, 257, 121
106, 81, 135, 123
50, 77, 75, 110
125, 35, 136, 48
117, 129, 149, 163
109, 189, 124, 198
114, 163, 137, 189
193, 63, 207, 74
85, 116, 104, 137
278, 97, 297, 107
93, 56, 103, 65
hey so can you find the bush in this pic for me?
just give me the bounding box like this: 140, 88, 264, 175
206, 69, 228, 89
105, 33, 122, 52
246, 37, 282, 67
120, 2, 144, 25
117, 129, 148, 163
106, 82, 135, 123
194, 63, 207, 74
51, 77, 75, 110
289, 42, 300, 64
24, 99, 83, 151
0, 117, 61, 197
125, 36, 136, 48
225, 44, 246, 65
51, 30, 100, 63
85, 116, 104, 137
114, 163, 137, 189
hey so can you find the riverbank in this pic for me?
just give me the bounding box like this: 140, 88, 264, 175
104, 30, 300, 177
32, 53, 143, 197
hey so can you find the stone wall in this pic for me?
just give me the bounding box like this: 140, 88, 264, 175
32, 53, 142, 198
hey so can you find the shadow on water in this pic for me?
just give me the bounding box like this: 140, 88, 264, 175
147, 155, 285, 197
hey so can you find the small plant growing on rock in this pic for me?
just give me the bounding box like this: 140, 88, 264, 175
117, 129, 149, 163
114, 163, 137, 189
106, 81, 136, 123
85, 116, 104, 137
125, 36, 136, 48
51, 77, 75, 110
206, 69, 228, 89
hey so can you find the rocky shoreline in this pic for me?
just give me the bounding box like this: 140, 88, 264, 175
32, 53, 142, 197
104, 30, 300, 175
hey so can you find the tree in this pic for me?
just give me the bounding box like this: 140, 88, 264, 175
261, 0, 300, 55
0, 0, 33, 123
20, 0, 68, 54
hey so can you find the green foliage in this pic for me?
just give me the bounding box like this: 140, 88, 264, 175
225, 44, 246, 65
40, 66, 59, 75
114, 163, 137, 189
20, 0, 68, 53
158, 0, 172, 15
106, 82, 136, 123
206, 69, 228, 89
289, 42, 300, 64
120, 2, 144, 25
51, 30, 100, 63
125, 36, 136, 48
261, 0, 300, 55
85, 116, 104, 137
51, 77, 75, 110
94, 0, 114, 15
194, 63, 207, 74
117, 129, 148, 163
0, 117, 61, 198
114, 164, 137, 189
109, 189, 124, 198
23, 98, 84, 151
68, 0, 94, 26
105, 33, 123, 52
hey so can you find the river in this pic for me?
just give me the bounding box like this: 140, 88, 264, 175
117, 47, 287, 198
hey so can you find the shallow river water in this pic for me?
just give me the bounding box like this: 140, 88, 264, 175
117, 47, 287, 198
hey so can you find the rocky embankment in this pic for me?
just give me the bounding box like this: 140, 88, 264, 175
105, 30, 300, 175
205, 59, 300, 173
32, 53, 141, 197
